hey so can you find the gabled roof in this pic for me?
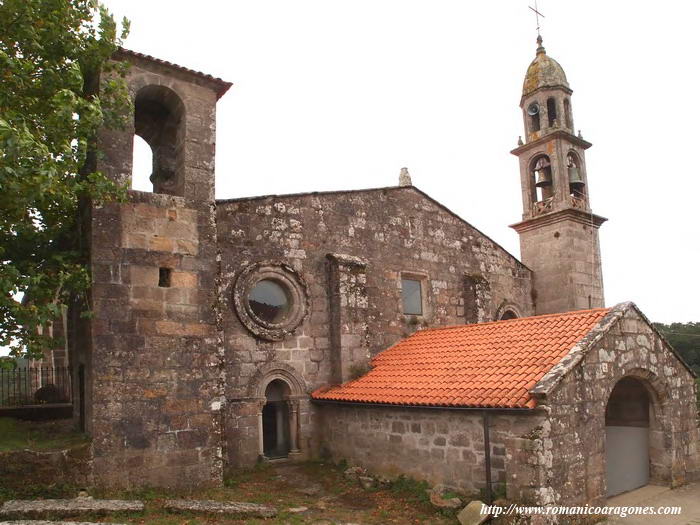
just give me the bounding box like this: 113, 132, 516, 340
115, 48, 232, 99
312, 308, 611, 409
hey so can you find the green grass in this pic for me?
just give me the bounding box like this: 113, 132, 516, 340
0, 417, 88, 452
389, 475, 430, 504
0, 482, 78, 503
1, 460, 455, 524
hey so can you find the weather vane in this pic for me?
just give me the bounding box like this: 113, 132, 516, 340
529, 1, 545, 38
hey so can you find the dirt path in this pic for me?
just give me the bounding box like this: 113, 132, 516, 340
601, 483, 700, 525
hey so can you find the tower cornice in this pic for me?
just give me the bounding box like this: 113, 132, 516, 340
510, 129, 592, 156
520, 85, 573, 107
509, 207, 607, 233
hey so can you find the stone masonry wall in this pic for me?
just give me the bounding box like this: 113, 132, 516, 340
517, 214, 604, 315
527, 306, 700, 505
217, 187, 534, 469
317, 404, 545, 495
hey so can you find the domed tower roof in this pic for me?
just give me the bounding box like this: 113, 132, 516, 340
522, 36, 570, 99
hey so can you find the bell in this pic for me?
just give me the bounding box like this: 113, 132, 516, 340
568, 166, 585, 189
535, 170, 552, 187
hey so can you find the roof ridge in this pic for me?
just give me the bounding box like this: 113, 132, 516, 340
411, 307, 611, 335
313, 306, 612, 409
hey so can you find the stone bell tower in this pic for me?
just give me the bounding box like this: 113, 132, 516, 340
74, 49, 232, 488
510, 37, 606, 315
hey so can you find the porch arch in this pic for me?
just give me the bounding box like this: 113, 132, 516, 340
604, 371, 668, 497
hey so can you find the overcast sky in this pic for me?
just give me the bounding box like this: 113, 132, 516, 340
102, 0, 700, 324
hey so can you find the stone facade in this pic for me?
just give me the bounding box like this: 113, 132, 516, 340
217, 187, 533, 470
63, 43, 700, 504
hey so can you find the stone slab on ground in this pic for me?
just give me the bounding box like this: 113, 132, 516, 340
1, 521, 128, 525
458, 500, 489, 525
0, 499, 144, 520
164, 499, 277, 518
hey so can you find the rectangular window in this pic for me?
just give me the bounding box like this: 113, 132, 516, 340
401, 278, 423, 315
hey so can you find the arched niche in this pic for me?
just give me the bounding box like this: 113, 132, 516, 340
495, 302, 522, 321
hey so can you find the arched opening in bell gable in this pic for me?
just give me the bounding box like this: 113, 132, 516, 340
131, 135, 153, 191
133, 85, 186, 196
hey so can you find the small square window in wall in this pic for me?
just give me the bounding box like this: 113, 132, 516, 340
158, 267, 172, 288
401, 278, 423, 315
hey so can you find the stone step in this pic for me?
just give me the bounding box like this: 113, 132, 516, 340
164, 499, 277, 518
0, 499, 144, 521
1, 521, 128, 525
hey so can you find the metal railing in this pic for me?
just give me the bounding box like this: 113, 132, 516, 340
0, 366, 72, 407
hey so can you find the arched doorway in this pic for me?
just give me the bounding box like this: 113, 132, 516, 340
262, 379, 292, 458
605, 377, 650, 496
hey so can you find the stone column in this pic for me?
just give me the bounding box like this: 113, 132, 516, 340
288, 399, 300, 454
256, 400, 264, 458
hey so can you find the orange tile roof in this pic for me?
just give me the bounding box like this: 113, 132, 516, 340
312, 308, 610, 409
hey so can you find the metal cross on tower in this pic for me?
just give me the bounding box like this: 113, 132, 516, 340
529, 1, 545, 37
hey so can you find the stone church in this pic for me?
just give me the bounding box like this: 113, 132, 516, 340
68, 35, 698, 505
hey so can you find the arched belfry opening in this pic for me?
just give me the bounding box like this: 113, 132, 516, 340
546, 97, 557, 127
531, 154, 553, 204
605, 377, 651, 497
567, 152, 585, 199
564, 98, 573, 130
133, 85, 186, 196
527, 101, 541, 133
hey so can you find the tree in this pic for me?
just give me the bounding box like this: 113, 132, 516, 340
654, 321, 700, 412
0, 0, 130, 362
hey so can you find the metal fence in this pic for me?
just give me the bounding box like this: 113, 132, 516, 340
0, 366, 72, 407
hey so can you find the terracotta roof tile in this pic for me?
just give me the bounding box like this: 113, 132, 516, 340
312, 308, 610, 409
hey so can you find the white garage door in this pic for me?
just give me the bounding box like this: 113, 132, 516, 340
606, 425, 650, 497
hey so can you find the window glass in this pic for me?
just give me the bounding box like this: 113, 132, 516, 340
249, 279, 290, 323
402, 278, 423, 315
